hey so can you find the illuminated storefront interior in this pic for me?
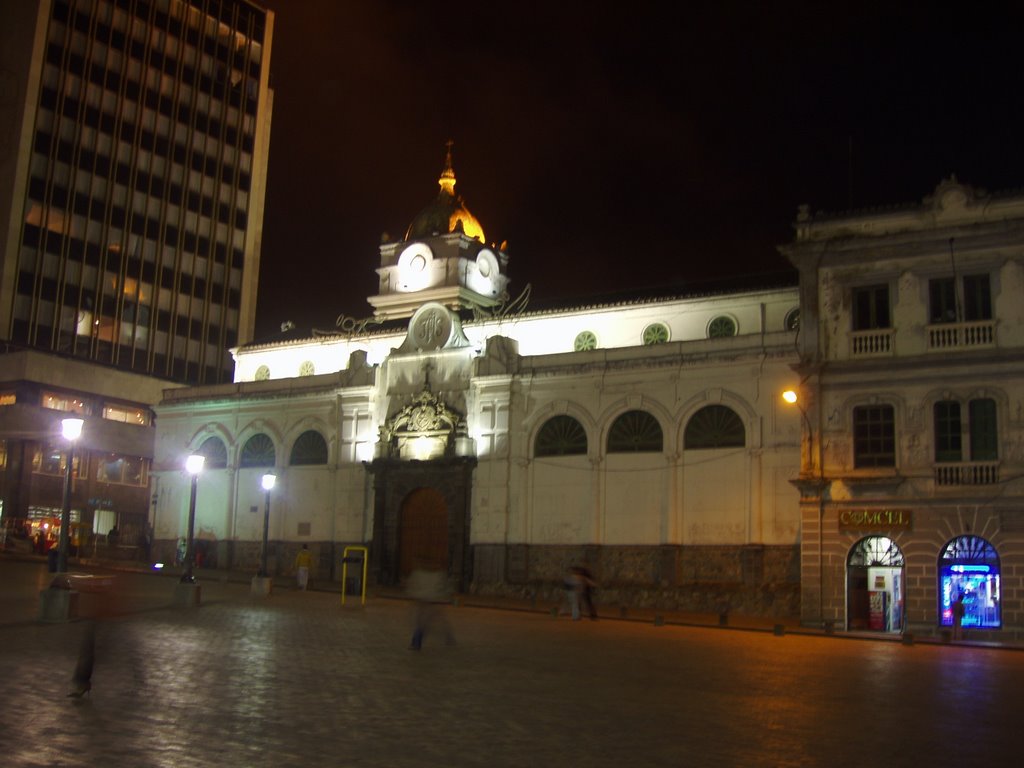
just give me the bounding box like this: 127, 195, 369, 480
939, 536, 1001, 629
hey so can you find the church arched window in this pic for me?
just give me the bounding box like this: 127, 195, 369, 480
684, 405, 745, 449
290, 430, 328, 466
535, 415, 588, 457
607, 410, 663, 453
240, 433, 276, 468
197, 436, 228, 469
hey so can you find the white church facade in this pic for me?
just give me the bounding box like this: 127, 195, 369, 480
151, 155, 1024, 638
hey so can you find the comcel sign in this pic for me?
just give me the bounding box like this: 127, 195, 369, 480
838, 509, 912, 531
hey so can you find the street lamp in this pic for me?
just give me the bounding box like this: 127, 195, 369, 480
55, 417, 84, 575
259, 473, 276, 577
181, 453, 205, 583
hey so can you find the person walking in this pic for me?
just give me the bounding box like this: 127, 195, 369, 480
294, 544, 314, 591
576, 566, 598, 621
407, 566, 455, 650
952, 592, 966, 640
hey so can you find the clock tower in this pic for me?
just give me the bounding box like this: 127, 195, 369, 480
367, 142, 510, 320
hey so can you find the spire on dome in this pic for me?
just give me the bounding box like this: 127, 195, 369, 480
438, 139, 456, 196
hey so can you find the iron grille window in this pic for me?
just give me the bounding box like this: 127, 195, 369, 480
969, 398, 998, 461
535, 415, 588, 457
684, 405, 745, 450
290, 430, 328, 466
934, 401, 962, 462
607, 410, 663, 453
853, 404, 895, 468
853, 284, 891, 330
240, 433, 275, 468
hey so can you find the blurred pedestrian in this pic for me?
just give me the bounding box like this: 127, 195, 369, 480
575, 566, 598, 621
407, 567, 455, 650
952, 592, 966, 640
294, 544, 314, 590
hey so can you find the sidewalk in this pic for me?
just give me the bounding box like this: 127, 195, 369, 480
5, 550, 1020, 651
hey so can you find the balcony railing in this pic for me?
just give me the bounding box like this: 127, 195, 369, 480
851, 329, 894, 357
927, 320, 996, 351
934, 462, 1000, 486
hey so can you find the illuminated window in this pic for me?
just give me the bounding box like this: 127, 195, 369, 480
642, 323, 670, 345
0, 439, 6, 469
607, 410, 663, 453
574, 331, 597, 351
197, 436, 228, 469
254, 365, 270, 381
290, 430, 328, 466
535, 415, 587, 457
32, 443, 83, 477
938, 536, 1000, 629
684, 405, 745, 449
708, 315, 737, 338
0, 393, 16, 406
96, 453, 147, 486
103, 404, 150, 425
853, 404, 895, 468
240, 433, 275, 468
41, 391, 90, 415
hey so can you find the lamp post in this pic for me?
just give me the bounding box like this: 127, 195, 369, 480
55, 417, 84, 575
181, 453, 205, 583
259, 473, 276, 577
783, 386, 829, 628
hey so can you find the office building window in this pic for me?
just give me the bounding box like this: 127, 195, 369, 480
41, 391, 90, 414
103, 404, 150, 425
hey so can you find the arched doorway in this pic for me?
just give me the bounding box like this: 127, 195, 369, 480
398, 488, 448, 579
938, 536, 1001, 629
847, 536, 905, 632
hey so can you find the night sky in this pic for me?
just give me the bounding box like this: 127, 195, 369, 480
252, 1, 1024, 340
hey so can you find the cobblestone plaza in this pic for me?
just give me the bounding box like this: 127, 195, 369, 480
1, 558, 1022, 767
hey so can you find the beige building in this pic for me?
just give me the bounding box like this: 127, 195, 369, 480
781, 178, 1024, 641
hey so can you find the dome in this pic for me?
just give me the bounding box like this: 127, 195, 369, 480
404, 143, 485, 243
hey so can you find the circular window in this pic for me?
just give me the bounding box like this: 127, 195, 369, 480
299, 361, 315, 376
254, 365, 270, 381
708, 316, 737, 338
642, 323, 670, 345
574, 331, 598, 351
785, 308, 800, 331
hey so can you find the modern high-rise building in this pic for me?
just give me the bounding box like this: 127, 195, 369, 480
0, 0, 274, 385
0, 0, 273, 554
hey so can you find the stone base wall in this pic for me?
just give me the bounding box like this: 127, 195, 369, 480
471, 544, 801, 618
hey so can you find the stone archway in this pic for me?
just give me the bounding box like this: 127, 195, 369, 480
399, 487, 448, 578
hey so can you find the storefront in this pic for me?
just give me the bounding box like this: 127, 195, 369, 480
938, 535, 1001, 630
846, 535, 905, 633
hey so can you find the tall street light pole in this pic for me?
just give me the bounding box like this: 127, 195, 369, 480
181, 454, 205, 583
259, 473, 276, 577
56, 417, 84, 575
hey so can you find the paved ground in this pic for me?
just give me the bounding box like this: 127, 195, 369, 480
1, 557, 1023, 767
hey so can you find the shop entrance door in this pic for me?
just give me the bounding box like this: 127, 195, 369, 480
846, 536, 905, 633
398, 487, 448, 579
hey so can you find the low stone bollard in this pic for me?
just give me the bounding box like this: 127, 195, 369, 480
654, 615, 664, 626
773, 624, 785, 636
